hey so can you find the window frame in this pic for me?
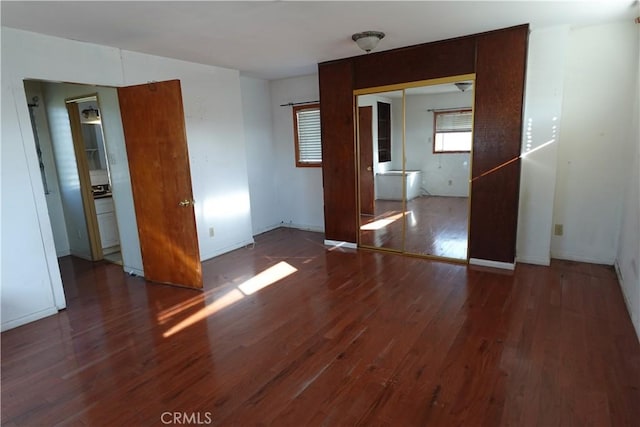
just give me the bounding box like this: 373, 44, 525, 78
292, 103, 322, 168
432, 108, 473, 154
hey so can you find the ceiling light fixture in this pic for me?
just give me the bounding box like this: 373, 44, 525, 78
81, 107, 101, 124
352, 31, 385, 53
454, 82, 473, 92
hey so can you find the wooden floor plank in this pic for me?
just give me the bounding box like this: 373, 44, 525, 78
1, 228, 639, 426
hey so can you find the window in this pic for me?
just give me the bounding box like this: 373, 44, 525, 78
433, 109, 472, 153
293, 104, 321, 167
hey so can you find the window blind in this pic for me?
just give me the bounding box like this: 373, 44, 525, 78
296, 108, 322, 163
435, 110, 472, 133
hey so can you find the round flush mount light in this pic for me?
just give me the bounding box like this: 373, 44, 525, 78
352, 31, 385, 53
454, 82, 473, 92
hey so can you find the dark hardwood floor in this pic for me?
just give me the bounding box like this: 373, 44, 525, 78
360, 196, 468, 260
2, 228, 639, 426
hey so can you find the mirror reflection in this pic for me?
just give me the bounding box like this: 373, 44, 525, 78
357, 78, 473, 261
403, 82, 472, 259
357, 90, 404, 252
77, 99, 113, 200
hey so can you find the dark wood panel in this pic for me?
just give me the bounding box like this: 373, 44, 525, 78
2, 228, 639, 425
469, 160, 521, 262
470, 25, 528, 263
319, 61, 357, 242
320, 24, 529, 262
352, 37, 476, 89
472, 25, 528, 175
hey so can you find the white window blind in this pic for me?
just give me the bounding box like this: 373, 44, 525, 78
434, 109, 472, 153
435, 110, 473, 133
295, 107, 322, 165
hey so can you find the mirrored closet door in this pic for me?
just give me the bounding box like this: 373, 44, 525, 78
356, 75, 475, 263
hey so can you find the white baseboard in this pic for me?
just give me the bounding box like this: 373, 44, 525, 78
252, 223, 283, 236
614, 260, 640, 343
124, 266, 144, 277
516, 255, 550, 266
69, 250, 92, 261
1, 307, 59, 332
56, 249, 71, 257
550, 251, 614, 266
201, 239, 256, 262
281, 222, 325, 233
324, 240, 357, 250
469, 258, 516, 270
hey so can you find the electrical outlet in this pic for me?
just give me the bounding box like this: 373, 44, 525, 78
209, 227, 215, 238
554, 224, 563, 236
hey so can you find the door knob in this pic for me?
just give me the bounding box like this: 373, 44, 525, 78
367, 166, 372, 171
178, 199, 194, 207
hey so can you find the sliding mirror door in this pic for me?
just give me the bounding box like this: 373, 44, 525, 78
357, 90, 404, 252
403, 80, 473, 260
356, 75, 474, 263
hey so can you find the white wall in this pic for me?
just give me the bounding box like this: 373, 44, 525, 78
240, 76, 281, 235
516, 26, 569, 266
270, 74, 324, 231
405, 91, 473, 197
43, 84, 92, 259
42, 82, 143, 274
615, 23, 640, 341
2, 83, 65, 330
1, 27, 254, 330
119, 51, 254, 260
551, 22, 638, 264
22, 80, 71, 257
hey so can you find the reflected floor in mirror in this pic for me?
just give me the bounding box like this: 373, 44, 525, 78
360, 196, 468, 259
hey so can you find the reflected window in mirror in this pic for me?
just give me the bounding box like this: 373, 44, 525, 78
433, 109, 472, 153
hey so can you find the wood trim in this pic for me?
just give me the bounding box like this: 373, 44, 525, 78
353, 73, 476, 96
66, 101, 103, 261
292, 103, 321, 168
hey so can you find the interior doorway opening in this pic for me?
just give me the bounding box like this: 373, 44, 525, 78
24, 82, 124, 268
67, 95, 122, 264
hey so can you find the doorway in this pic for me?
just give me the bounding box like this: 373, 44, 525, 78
68, 96, 122, 264
24, 83, 123, 265
23, 78, 203, 292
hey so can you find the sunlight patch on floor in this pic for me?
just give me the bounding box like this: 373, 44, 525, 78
360, 212, 405, 231
163, 289, 244, 338
238, 261, 298, 295
162, 261, 298, 337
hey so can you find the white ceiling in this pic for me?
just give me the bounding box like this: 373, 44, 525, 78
2, 1, 637, 80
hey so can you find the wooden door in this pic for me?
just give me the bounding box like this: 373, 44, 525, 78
358, 106, 375, 215
118, 80, 202, 289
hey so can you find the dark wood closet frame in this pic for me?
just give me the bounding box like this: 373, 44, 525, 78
318, 24, 529, 264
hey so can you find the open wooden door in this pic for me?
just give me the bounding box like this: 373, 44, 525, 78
118, 80, 202, 289
358, 106, 375, 216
